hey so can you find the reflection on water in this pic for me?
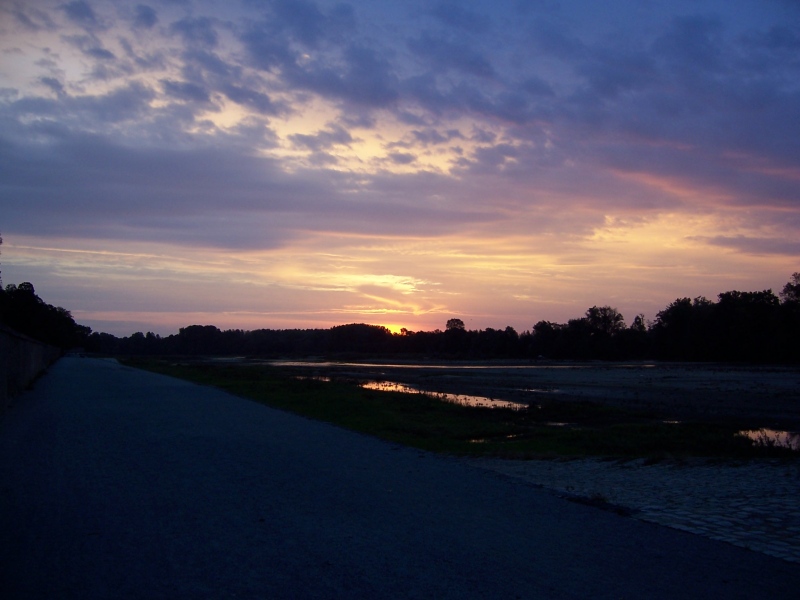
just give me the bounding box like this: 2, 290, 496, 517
361, 380, 524, 410
268, 360, 656, 370
470, 434, 527, 444
740, 428, 800, 451
295, 375, 331, 382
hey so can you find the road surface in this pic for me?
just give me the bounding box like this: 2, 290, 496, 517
1, 357, 798, 598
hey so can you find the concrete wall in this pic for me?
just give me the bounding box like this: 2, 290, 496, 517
0, 324, 61, 415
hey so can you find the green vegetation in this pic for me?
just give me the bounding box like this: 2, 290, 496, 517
123, 358, 794, 460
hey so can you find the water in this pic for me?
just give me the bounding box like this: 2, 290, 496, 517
740, 428, 800, 451
268, 360, 656, 370
361, 380, 524, 410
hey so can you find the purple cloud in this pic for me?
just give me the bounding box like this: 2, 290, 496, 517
408, 32, 495, 78
428, 2, 490, 34
61, 1, 99, 27
133, 4, 157, 29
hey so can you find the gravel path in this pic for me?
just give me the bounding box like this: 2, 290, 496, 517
1, 357, 798, 599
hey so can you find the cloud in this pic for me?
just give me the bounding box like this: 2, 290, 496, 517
239, 21, 297, 71
411, 128, 464, 145
61, 1, 100, 28
267, 0, 356, 47
61, 33, 117, 62
652, 15, 724, 74
529, 19, 587, 60
577, 48, 657, 98
8, 80, 156, 125
289, 125, 354, 151
428, 2, 490, 34
85, 46, 115, 60
692, 235, 800, 256
1, 0, 799, 335
39, 76, 66, 96
388, 152, 415, 165
7, 1, 58, 31
408, 32, 495, 78
161, 79, 212, 104
283, 44, 399, 108
220, 83, 286, 115
170, 16, 219, 48
133, 4, 157, 30
182, 49, 234, 78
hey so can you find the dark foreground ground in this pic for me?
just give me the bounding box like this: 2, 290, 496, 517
1, 356, 799, 599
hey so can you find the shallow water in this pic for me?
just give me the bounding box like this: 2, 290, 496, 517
740, 428, 800, 451
361, 380, 524, 410
268, 360, 656, 370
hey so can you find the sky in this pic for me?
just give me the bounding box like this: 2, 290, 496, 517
1, 0, 799, 337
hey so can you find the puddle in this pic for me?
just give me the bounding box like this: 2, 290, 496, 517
361, 380, 524, 410
740, 428, 800, 451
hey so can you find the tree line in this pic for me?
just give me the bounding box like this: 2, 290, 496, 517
0, 282, 91, 349
80, 274, 800, 363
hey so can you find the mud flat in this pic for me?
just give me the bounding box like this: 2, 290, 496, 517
267, 360, 800, 430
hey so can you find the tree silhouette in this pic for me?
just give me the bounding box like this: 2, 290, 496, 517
781, 272, 800, 304
585, 306, 625, 337
445, 318, 465, 331
0, 281, 90, 348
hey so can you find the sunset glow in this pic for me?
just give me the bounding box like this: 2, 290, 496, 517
1, 1, 798, 336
